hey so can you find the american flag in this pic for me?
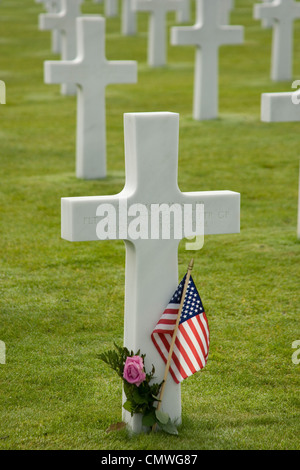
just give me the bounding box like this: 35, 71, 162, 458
151, 274, 210, 384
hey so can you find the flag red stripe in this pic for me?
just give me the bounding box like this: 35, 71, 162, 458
157, 319, 176, 326
181, 319, 205, 369
190, 315, 208, 362
196, 314, 209, 357
197, 313, 209, 344
170, 345, 188, 382
174, 334, 197, 376
163, 308, 179, 314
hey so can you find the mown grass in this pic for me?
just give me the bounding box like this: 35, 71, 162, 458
0, 0, 299, 450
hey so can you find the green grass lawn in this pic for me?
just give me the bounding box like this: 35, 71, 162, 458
0, 0, 299, 450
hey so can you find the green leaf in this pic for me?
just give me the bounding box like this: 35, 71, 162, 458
155, 409, 169, 425
132, 387, 149, 405
151, 394, 161, 401
159, 419, 179, 436
123, 400, 133, 413
142, 411, 156, 427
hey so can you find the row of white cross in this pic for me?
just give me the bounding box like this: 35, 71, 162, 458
38, 0, 242, 180
39, 0, 300, 80
38, 0, 300, 180
34, 0, 300, 432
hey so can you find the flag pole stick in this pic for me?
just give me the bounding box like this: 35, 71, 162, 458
153, 258, 194, 430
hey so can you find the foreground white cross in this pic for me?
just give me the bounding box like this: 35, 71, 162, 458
44, 17, 137, 180
254, 0, 300, 81
61, 112, 240, 432
171, 0, 243, 120
132, 0, 186, 67
39, 0, 83, 95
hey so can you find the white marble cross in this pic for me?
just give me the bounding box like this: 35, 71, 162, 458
132, 0, 186, 67
122, 0, 137, 35
44, 17, 137, 180
260, 90, 300, 240
261, 90, 300, 122
254, 0, 300, 81
36, 0, 63, 53
171, 0, 244, 120
39, 0, 83, 95
61, 112, 240, 432
260, 0, 274, 29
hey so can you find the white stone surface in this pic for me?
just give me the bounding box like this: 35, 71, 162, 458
105, 0, 118, 17
261, 91, 300, 122
61, 112, 240, 432
219, 0, 234, 25
176, 0, 190, 23
298, 164, 300, 239
36, 0, 63, 54
94, 0, 117, 16
45, 17, 137, 179
171, 0, 244, 120
39, 0, 83, 95
122, 0, 137, 36
51, 0, 63, 54
260, 91, 300, 240
0, 80, 6, 104
261, 0, 274, 28
254, 0, 300, 81
132, 0, 186, 67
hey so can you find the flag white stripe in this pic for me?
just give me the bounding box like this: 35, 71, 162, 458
199, 314, 210, 343
152, 333, 170, 364
192, 316, 209, 356
157, 313, 177, 321
154, 323, 175, 332
176, 328, 202, 372
171, 339, 192, 380
165, 303, 180, 310
181, 320, 206, 369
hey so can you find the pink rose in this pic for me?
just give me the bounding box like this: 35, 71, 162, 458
123, 356, 146, 387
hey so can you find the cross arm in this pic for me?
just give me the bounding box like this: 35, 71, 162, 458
61, 194, 122, 242
261, 91, 300, 122
253, 3, 278, 21
293, 5, 300, 17
131, 0, 154, 13
39, 12, 64, 31
44, 59, 83, 85
171, 25, 200, 47
183, 190, 240, 235
219, 26, 244, 47
106, 61, 138, 86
